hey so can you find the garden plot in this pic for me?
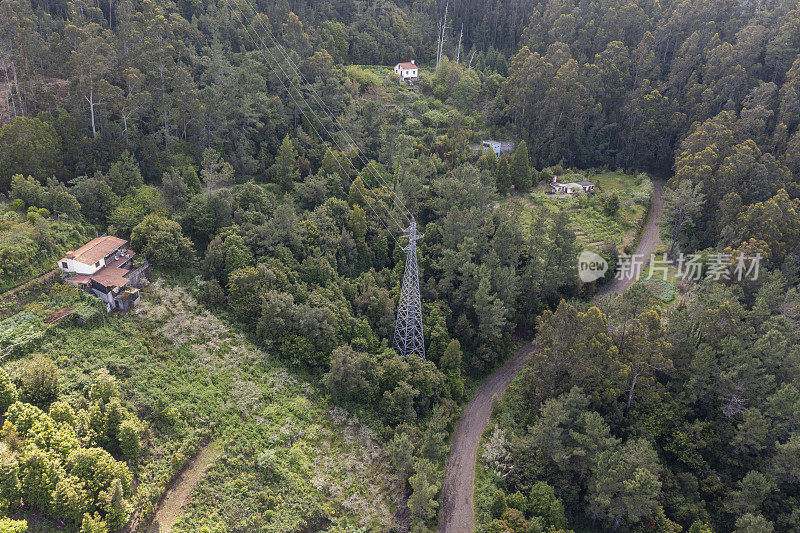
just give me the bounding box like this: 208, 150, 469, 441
510, 171, 652, 251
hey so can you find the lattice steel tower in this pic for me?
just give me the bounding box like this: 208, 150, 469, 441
394, 218, 425, 359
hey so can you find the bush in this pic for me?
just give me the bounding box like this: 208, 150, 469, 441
79, 513, 108, 533
26, 207, 40, 224
88, 369, 118, 404
490, 489, 507, 519
506, 491, 527, 515
118, 418, 143, 461
18, 355, 60, 409
0, 369, 18, 415
9, 199, 25, 212
255, 450, 280, 479
0, 448, 22, 506
198, 279, 226, 308
602, 192, 620, 215
0, 517, 28, 533
49, 401, 75, 426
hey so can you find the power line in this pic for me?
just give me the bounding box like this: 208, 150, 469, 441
219, 0, 402, 238
233, 0, 413, 226
222, 1, 427, 359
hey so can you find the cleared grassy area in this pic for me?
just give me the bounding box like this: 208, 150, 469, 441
1, 277, 406, 532
508, 171, 653, 251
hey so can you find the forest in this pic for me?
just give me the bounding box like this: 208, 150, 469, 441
0, 0, 800, 531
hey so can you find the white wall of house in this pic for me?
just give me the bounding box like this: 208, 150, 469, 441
394, 64, 418, 79
59, 257, 105, 275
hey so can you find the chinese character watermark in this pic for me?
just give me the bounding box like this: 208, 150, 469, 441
579, 251, 762, 283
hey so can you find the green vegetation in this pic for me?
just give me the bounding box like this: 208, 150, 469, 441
508, 171, 652, 252
479, 278, 800, 532
1, 0, 800, 531
0, 210, 90, 294
1, 279, 407, 532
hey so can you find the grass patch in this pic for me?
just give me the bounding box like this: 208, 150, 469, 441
509, 171, 652, 251
2, 277, 407, 532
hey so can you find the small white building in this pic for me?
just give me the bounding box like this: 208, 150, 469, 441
550, 176, 595, 195
481, 140, 515, 157
58, 235, 148, 311
394, 61, 419, 82
59, 236, 128, 275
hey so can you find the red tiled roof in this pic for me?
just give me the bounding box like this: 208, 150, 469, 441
90, 267, 130, 289
73, 275, 91, 284
65, 236, 127, 265
396, 62, 417, 70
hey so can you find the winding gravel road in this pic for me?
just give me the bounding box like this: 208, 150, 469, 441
438, 181, 666, 532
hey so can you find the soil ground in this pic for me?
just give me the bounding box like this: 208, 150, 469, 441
146, 441, 223, 533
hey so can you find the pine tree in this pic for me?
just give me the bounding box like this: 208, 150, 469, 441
270, 136, 300, 191
509, 140, 532, 192
408, 459, 439, 526
103, 478, 130, 531
495, 156, 512, 193
201, 148, 234, 187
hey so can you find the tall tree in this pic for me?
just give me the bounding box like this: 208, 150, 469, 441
663, 180, 706, 255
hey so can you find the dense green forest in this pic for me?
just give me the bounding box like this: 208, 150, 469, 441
1, 0, 800, 531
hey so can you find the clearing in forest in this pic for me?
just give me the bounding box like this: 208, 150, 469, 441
507, 170, 653, 252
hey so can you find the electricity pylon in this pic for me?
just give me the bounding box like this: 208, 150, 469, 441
394, 217, 425, 359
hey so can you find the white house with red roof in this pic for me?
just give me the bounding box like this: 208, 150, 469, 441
394, 61, 419, 82
58, 235, 148, 311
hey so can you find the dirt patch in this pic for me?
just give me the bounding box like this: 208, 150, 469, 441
146, 441, 223, 533
44, 306, 74, 324
600, 180, 665, 296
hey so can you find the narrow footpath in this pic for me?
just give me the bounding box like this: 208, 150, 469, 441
145, 441, 223, 533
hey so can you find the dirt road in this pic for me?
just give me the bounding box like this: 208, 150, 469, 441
438, 343, 536, 533
438, 181, 666, 532
601, 180, 665, 296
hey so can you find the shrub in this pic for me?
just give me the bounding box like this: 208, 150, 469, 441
0, 448, 22, 506
9, 175, 45, 208
26, 207, 40, 224
18, 355, 60, 409
255, 449, 280, 479
198, 279, 226, 308
51, 475, 92, 524
49, 401, 76, 426
0, 517, 28, 533
79, 513, 108, 533
490, 489, 507, 519
88, 369, 118, 404
0, 369, 18, 415
527, 481, 568, 528
101, 478, 130, 530
506, 491, 527, 515
9, 199, 25, 212
118, 418, 143, 461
